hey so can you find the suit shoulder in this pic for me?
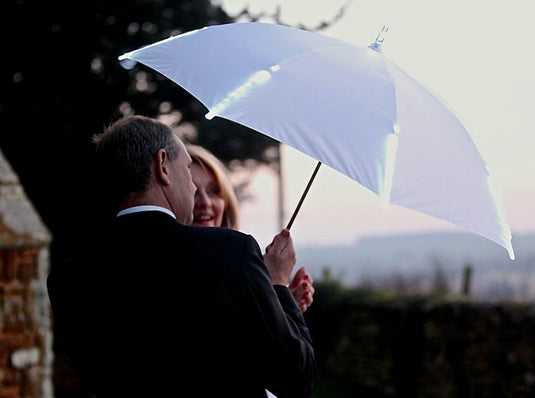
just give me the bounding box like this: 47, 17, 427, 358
187, 225, 247, 239
187, 226, 261, 253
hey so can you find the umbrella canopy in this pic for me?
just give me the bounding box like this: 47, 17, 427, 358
119, 22, 514, 259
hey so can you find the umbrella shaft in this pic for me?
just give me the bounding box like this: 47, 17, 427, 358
286, 161, 322, 230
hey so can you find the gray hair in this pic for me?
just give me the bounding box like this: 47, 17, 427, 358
92, 115, 178, 207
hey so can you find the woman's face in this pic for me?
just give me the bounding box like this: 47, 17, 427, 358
190, 162, 225, 227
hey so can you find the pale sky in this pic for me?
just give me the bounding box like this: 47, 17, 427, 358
216, 0, 535, 251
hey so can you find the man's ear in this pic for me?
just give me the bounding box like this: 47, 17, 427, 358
155, 149, 171, 186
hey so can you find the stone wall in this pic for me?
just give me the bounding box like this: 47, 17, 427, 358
0, 149, 52, 398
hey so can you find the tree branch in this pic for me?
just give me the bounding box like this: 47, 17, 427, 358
232, 1, 353, 32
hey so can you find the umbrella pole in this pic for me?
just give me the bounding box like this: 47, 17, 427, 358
286, 161, 322, 230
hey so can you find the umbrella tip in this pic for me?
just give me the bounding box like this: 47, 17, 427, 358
118, 53, 138, 70
369, 25, 390, 53
507, 244, 515, 261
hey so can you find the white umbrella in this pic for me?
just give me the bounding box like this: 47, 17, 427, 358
119, 22, 514, 259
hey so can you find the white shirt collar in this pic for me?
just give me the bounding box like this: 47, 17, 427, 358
116, 205, 176, 220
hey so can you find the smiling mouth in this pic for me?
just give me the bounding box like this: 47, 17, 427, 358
194, 214, 215, 225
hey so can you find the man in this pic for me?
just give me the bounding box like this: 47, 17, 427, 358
47, 115, 315, 397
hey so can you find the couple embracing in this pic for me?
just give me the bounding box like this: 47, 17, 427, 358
47, 115, 316, 397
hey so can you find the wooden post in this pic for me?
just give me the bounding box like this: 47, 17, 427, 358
462, 264, 473, 296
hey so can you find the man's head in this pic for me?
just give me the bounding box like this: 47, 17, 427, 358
93, 115, 195, 224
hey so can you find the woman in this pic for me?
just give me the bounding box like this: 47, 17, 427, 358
187, 144, 314, 312
187, 144, 240, 229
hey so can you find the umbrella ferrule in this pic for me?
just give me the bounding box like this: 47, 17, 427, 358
369, 25, 390, 53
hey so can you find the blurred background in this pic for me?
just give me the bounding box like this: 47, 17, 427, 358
2, 1, 535, 397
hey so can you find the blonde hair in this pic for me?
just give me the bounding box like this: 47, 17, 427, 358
186, 145, 240, 230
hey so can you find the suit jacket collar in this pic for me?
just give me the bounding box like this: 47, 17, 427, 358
116, 205, 176, 220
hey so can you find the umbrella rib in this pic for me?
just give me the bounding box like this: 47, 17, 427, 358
286, 161, 322, 230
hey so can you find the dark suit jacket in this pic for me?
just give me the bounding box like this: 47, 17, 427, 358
47, 211, 315, 397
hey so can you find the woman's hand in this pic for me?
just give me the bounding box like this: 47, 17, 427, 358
289, 266, 314, 312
